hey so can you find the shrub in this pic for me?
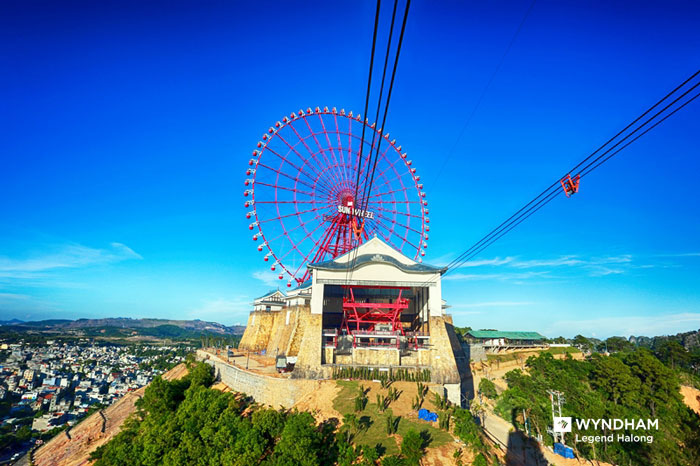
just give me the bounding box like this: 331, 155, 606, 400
400, 429, 425, 465
478, 378, 498, 400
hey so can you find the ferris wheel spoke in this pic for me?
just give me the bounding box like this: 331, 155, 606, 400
294, 133, 355, 189
262, 145, 336, 196
376, 147, 415, 230
254, 181, 318, 197
348, 118, 371, 194
369, 157, 410, 198
317, 113, 346, 185
301, 116, 339, 182
274, 132, 339, 196
367, 186, 411, 199
259, 205, 334, 224
266, 210, 325, 249
290, 225, 336, 278
372, 205, 423, 219
333, 113, 351, 183
372, 216, 420, 251
337, 130, 393, 205
368, 218, 411, 252
286, 120, 343, 189
273, 131, 326, 180
357, 138, 392, 208
366, 168, 413, 198
374, 157, 402, 228
375, 211, 421, 235
255, 200, 331, 204
275, 212, 330, 265
256, 161, 334, 199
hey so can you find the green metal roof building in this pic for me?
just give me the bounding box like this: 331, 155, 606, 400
467, 330, 545, 340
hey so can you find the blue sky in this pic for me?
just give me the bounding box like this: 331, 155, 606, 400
1, 0, 699, 338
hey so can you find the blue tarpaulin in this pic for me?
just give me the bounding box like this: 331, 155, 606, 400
418, 408, 438, 422
554, 443, 575, 459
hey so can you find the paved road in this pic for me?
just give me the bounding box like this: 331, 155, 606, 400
483, 413, 550, 466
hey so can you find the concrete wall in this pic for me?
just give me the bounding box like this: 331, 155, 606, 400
287, 307, 311, 356
238, 311, 277, 352
236, 309, 465, 404
197, 350, 316, 409
291, 313, 325, 379
427, 316, 462, 385
465, 343, 487, 362
239, 306, 312, 356
264, 307, 298, 357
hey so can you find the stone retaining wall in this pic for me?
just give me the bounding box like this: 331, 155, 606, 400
197, 350, 316, 408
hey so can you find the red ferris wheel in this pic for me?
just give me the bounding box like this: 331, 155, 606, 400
244, 107, 429, 287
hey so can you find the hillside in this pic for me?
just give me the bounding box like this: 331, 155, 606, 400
26, 364, 189, 466
88, 362, 503, 466
485, 349, 700, 465
0, 317, 245, 338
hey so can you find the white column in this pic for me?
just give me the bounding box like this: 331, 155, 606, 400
428, 274, 443, 317
310, 274, 324, 315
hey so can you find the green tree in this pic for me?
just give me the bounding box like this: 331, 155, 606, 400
572, 334, 592, 351
252, 408, 286, 440
187, 361, 215, 388
272, 411, 323, 465
655, 340, 690, 370
603, 336, 633, 353
590, 355, 640, 406
478, 378, 498, 399
400, 429, 425, 465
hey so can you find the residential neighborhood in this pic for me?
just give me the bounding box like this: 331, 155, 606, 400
0, 340, 189, 461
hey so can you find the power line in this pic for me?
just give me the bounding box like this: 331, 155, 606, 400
417, 69, 700, 284
441, 70, 700, 274
361, 0, 411, 214
352, 0, 382, 208
344, 0, 383, 292
359, 0, 399, 211
346, 0, 411, 285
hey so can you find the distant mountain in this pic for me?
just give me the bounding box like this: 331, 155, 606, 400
0, 318, 24, 326
2, 317, 245, 335
630, 328, 700, 351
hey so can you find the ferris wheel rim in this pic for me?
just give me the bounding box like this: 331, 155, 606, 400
246, 107, 429, 285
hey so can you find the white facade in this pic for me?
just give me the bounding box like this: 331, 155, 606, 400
307, 236, 445, 317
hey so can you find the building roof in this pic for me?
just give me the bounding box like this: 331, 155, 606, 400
293, 279, 312, 290
309, 253, 444, 273
308, 236, 445, 274
468, 330, 545, 340
254, 289, 285, 300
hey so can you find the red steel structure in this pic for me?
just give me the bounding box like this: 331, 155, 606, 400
341, 286, 410, 335
245, 107, 428, 286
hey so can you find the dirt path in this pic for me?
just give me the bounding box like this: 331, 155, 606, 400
681, 385, 700, 416
292, 380, 342, 423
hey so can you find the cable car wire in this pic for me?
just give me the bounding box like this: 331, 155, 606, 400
416, 69, 700, 285
358, 0, 400, 211
352, 0, 382, 208
361, 0, 411, 214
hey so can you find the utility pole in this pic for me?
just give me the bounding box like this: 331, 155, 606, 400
548, 390, 566, 444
